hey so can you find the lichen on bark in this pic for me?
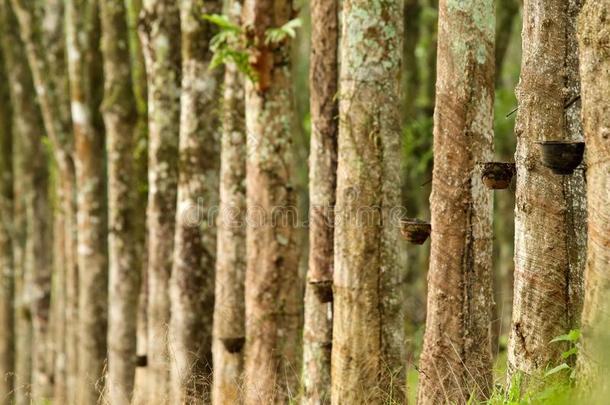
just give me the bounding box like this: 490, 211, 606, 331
212, 1, 247, 404
241, 0, 302, 403
99, 0, 141, 402
302, 0, 338, 403
417, 0, 496, 403
331, 0, 406, 403
138, 0, 181, 401
169, 0, 222, 402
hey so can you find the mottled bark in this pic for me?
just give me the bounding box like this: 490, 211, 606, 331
124, 0, 149, 400
12, 182, 30, 405
576, 0, 610, 396
0, 43, 14, 405
331, 1, 405, 403
65, 1, 109, 402
507, 0, 586, 385
242, 0, 302, 402
302, 288, 332, 405
99, 0, 140, 403
169, 0, 221, 402
138, 0, 181, 401
491, 190, 515, 356
0, 2, 53, 401
417, 1, 496, 403
9, 2, 79, 402
212, 1, 246, 402
302, 0, 338, 403
51, 198, 67, 403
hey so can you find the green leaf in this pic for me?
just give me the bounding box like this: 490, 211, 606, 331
507, 372, 522, 402
280, 18, 302, 38
545, 363, 571, 377
550, 329, 581, 344
264, 18, 302, 45
561, 347, 578, 359
203, 14, 241, 32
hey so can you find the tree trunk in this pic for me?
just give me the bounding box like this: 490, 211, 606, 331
65, 1, 109, 401
242, 0, 302, 402
507, 0, 586, 385
302, 0, 338, 403
576, 0, 610, 396
10, 84, 31, 405
169, 0, 221, 402
124, 0, 150, 400
99, 0, 140, 403
0, 41, 14, 405
417, 0, 496, 403
212, 2, 246, 402
138, 1, 181, 401
51, 196, 67, 404
331, 0, 405, 403
0, 2, 54, 401
10, 2, 80, 402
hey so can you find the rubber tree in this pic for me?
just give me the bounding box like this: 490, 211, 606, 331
0, 38, 14, 405
242, 0, 302, 402
10, 1, 79, 402
331, 0, 406, 403
65, 1, 109, 401
0, 1, 53, 401
138, 0, 181, 401
124, 0, 149, 400
576, 0, 610, 397
169, 0, 222, 402
417, 0, 496, 403
99, 0, 141, 402
507, 0, 586, 386
211, 1, 246, 404
302, 0, 338, 403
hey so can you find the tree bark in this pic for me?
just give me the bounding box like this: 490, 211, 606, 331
241, 0, 302, 402
0, 40, 14, 405
212, 2, 247, 403
0, 2, 53, 401
138, 0, 181, 401
331, 1, 406, 403
576, 0, 610, 396
302, 0, 338, 403
99, 0, 140, 403
124, 0, 150, 401
417, 1, 496, 403
12, 161, 29, 405
168, 0, 221, 402
9, 2, 80, 402
51, 197, 67, 403
65, 1, 109, 401
507, 0, 586, 386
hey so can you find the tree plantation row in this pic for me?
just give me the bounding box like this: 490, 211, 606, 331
0, 0, 608, 404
